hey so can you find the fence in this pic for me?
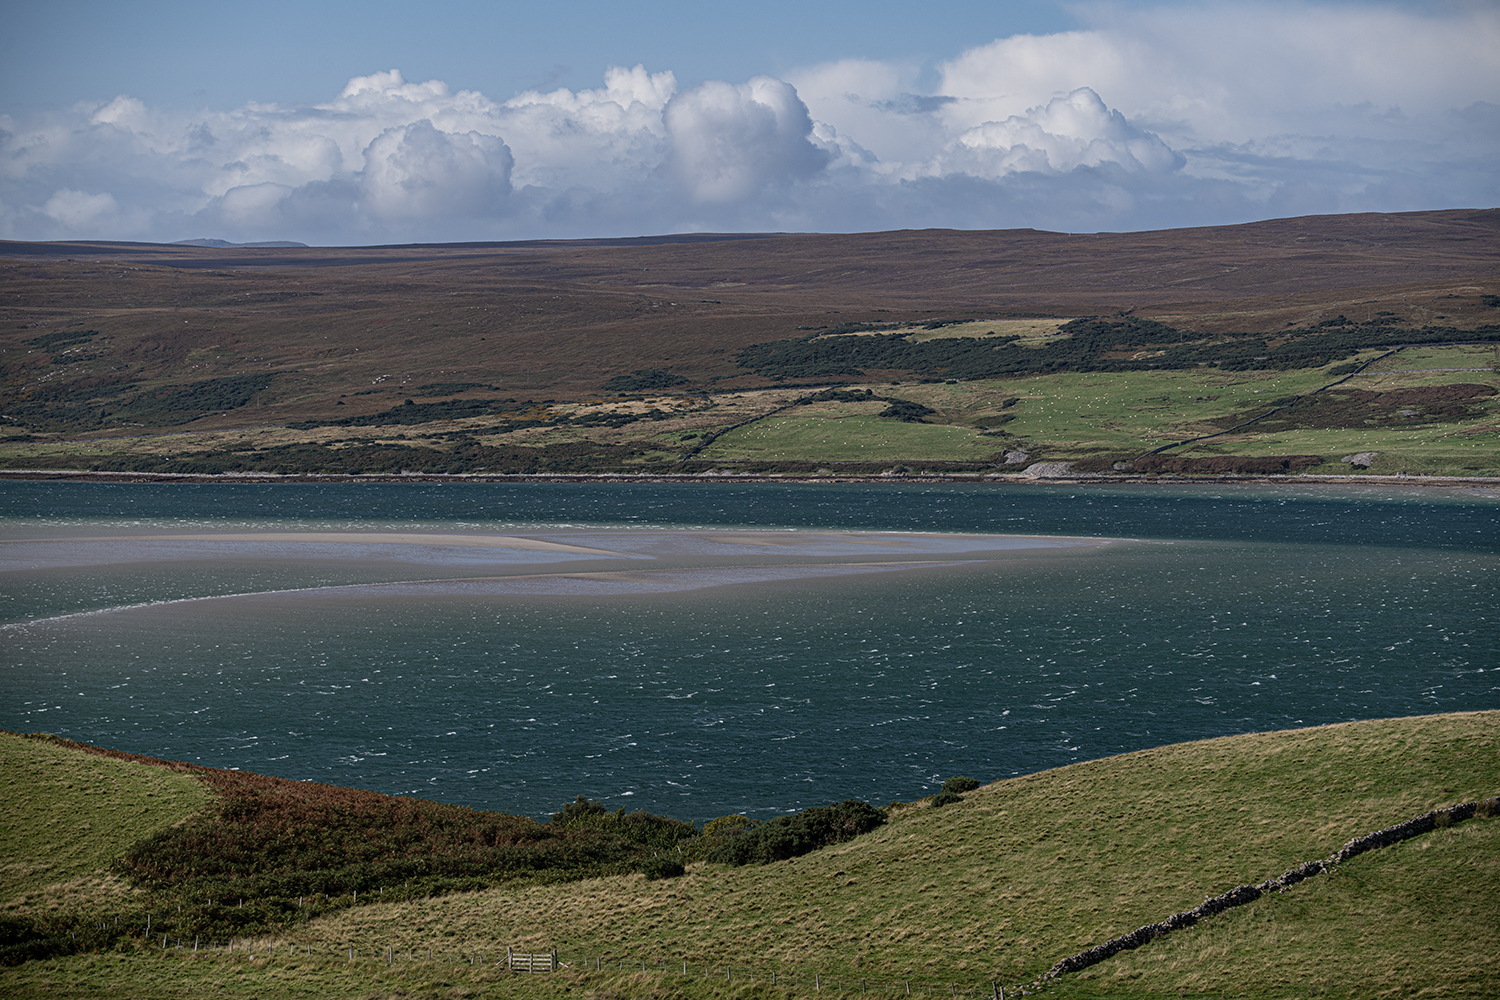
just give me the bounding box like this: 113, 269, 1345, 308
509, 947, 558, 972
125, 936, 1014, 996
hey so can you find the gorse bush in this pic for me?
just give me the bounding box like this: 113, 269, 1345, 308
639, 856, 686, 880
548, 796, 699, 852
930, 791, 963, 808
709, 800, 886, 866
703, 814, 754, 839
942, 776, 981, 795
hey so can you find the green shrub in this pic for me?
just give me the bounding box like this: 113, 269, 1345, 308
709, 800, 885, 866
942, 776, 980, 794
549, 796, 699, 851
551, 795, 608, 825
704, 814, 754, 839
930, 791, 963, 808
640, 856, 686, 880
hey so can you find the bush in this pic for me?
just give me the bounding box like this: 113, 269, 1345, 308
549, 796, 699, 851
551, 795, 607, 825
640, 856, 686, 880
703, 814, 754, 839
709, 800, 885, 866
1477, 796, 1500, 818
942, 776, 980, 795
930, 791, 963, 808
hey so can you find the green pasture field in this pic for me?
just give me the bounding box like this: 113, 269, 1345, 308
1, 346, 1495, 475
0, 733, 209, 916
693, 354, 1500, 474
2, 713, 1497, 998
699, 412, 1005, 463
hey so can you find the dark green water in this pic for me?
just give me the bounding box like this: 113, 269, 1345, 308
3, 481, 1497, 820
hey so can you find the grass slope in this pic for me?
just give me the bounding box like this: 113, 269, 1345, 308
2, 712, 1496, 998
0, 733, 209, 915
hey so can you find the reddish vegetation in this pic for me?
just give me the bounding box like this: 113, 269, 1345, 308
35, 735, 647, 898
1131, 455, 1326, 475
1220, 384, 1498, 432
2, 209, 1497, 425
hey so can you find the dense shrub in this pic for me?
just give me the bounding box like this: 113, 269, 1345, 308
709, 800, 886, 866
640, 856, 686, 880
930, 791, 963, 808
703, 814, 754, 839
549, 796, 700, 851
942, 776, 981, 794
879, 400, 937, 422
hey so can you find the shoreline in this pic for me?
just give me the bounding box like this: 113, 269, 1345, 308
3, 468, 1499, 489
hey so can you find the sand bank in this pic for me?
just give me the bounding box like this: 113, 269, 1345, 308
2, 529, 1116, 621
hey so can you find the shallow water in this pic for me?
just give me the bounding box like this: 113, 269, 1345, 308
2, 481, 1497, 820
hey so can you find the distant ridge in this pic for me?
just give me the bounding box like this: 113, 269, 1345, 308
172, 238, 309, 248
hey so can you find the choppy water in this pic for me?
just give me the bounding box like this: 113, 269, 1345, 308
3, 480, 1497, 820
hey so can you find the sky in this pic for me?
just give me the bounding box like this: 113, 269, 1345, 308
1, 0, 1496, 245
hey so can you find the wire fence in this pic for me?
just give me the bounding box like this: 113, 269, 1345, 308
134, 934, 1025, 997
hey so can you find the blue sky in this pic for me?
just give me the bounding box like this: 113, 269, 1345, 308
2, 1, 1496, 244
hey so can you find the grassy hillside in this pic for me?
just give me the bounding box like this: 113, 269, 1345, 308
0, 733, 209, 915
2, 713, 1495, 998
2, 211, 1498, 477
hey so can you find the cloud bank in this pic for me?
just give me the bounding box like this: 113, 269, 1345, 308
2, 2, 1495, 243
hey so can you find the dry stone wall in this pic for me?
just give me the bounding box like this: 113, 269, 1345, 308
1046, 796, 1498, 980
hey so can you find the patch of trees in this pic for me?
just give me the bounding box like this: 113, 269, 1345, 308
732, 317, 1500, 381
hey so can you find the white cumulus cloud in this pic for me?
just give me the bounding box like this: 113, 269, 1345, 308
665, 76, 828, 203
937, 88, 1182, 178
0, 2, 1494, 243
360, 121, 513, 220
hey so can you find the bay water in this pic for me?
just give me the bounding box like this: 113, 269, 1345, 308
2, 480, 1496, 821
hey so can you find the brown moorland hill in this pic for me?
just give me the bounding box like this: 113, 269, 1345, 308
2, 209, 1496, 439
